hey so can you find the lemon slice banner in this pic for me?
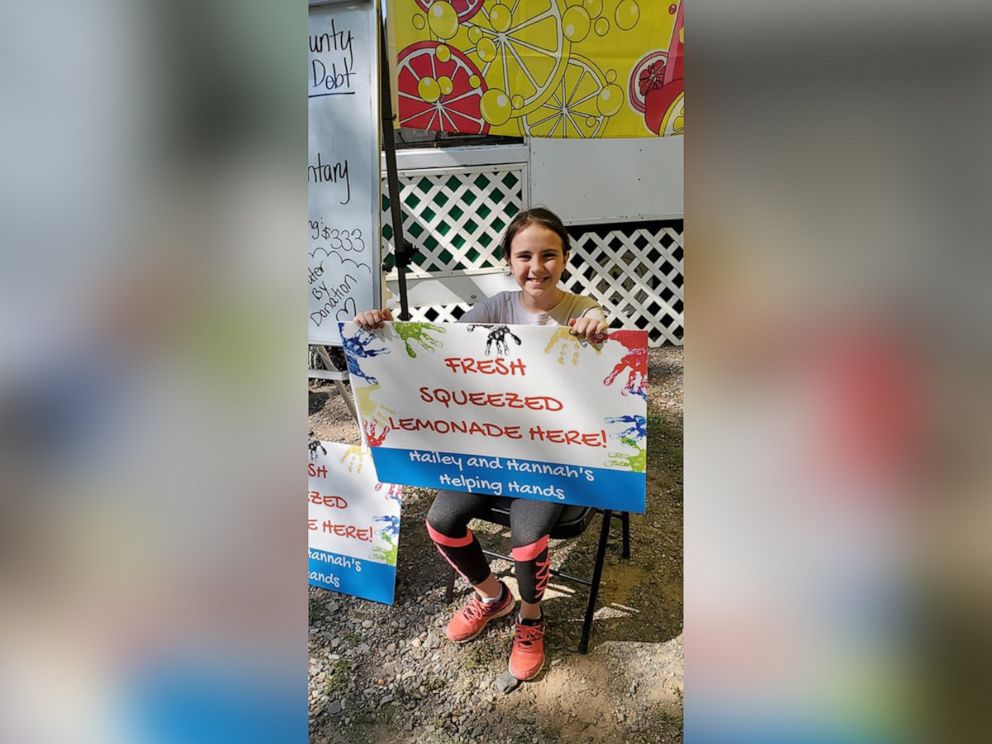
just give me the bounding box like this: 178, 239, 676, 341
388, 0, 684, 138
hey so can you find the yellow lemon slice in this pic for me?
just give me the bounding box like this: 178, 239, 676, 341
461, 0, 570, 118
519, 55, 619, 138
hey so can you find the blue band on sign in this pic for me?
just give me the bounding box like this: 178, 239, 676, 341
369, 448, 646, 514
308, 548, 396, 605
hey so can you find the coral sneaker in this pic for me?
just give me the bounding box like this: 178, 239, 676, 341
508, 617, 546, 681
445, 582, 515, 643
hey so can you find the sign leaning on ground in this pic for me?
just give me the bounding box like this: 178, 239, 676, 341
308, 0, 381, 345
308, 440, 403, 604
339, 321, 648, 513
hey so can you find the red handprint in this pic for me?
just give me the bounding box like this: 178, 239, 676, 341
603, 330, 648, 400
363, 420, 390, 447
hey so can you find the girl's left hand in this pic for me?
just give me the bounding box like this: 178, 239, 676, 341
568, 316, 609, 342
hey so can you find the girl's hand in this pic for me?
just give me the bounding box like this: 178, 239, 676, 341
354, 308, 393, 330
568, 316, 609, 342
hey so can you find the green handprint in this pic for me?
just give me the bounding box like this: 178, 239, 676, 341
371, 534, 398, 566
607, 443, 646, 473
393, 322, 446, 358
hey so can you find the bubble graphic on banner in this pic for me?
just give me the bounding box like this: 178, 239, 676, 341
511, 94, 524, 110
606, 69, 617, 84
415, 0, 486, 23
562, 6, 591, 42
436, 44, 451, 63
597, 84, 624, 116
467, 26, 483, 44
615, 0, 639, 31
480, 89, 512, 125
583, 0, 603, 17
418, 76, 441, 102
428, 1, 460, 39
594, 17, 609, 35
413, 14, 426, 30
489, 4, 512, 33
476, 37, 497, 63
469, 74, 481, 89
438, 75, 454, 95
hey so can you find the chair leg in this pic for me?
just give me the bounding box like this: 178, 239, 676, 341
579, 509, 612, 654
445, 566, 456, 604
621, 512, 631, 559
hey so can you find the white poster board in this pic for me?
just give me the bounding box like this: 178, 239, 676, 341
339, 321, 648, 513
308, 1, 380, 345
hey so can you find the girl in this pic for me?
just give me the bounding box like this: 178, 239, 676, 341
354, 207, 607, 680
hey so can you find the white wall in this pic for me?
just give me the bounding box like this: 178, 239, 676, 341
528, 136, 683, 226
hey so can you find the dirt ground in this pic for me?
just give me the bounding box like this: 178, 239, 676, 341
308, 345, 683, 743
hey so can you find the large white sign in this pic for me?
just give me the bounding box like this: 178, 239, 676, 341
308, 1, 380, 345
339, 321, 648, 513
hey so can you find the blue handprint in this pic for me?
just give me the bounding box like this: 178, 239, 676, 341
340, 327, 390, 384
374, 514, 401, 539
606, 414, 647, 448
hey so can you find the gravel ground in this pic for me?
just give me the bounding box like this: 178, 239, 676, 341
308, 346, 683, 743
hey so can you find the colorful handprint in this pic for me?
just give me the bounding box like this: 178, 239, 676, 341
374, 481, 404, 505
393, 321, 446, 358
307, 431, 327, 461
467, 324, 521, 356
355, 383, 397, 426
371, 532, 399, 566
341, 327, 390, 384
606, 414, 647, 448
603, 330, 648, 399
607, 443, 646, 473
339, 445, 366, 473
363, 420, 390, 447
371, 514, 401, 566
544, 327, 602, 366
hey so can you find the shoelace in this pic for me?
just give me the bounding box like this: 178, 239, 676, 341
513, 623, 544, 650
461, 598, 484, 621
463, 594, 500, 621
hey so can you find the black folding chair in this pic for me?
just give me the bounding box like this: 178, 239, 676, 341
444, 500, 631, 654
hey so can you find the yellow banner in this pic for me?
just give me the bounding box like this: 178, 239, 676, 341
388, 0, 683, 138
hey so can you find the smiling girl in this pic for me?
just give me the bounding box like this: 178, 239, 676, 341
354, 207, 607, 680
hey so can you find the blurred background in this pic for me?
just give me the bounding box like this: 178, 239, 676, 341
2, 0, 991, 742
688, 1, 992, 742
0, 1, 306, 742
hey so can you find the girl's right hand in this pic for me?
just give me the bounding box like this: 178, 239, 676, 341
354, 308, 393, 330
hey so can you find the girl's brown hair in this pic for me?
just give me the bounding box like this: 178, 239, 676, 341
498, 207, 571, 262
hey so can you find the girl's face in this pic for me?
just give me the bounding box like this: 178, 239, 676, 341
507, 224, 568, 310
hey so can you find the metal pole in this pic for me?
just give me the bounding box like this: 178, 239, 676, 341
378, 3, 411, 320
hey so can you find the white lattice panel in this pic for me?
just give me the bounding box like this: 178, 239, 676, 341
377, 151, 683, 345
405, 302, 473, 324
381, 164, 526, 277
566, 223, 684, 346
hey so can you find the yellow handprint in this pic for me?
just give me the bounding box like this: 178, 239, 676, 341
355, 383, 396, 426
543, 327, 602, 366
340, 445, 367, 473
